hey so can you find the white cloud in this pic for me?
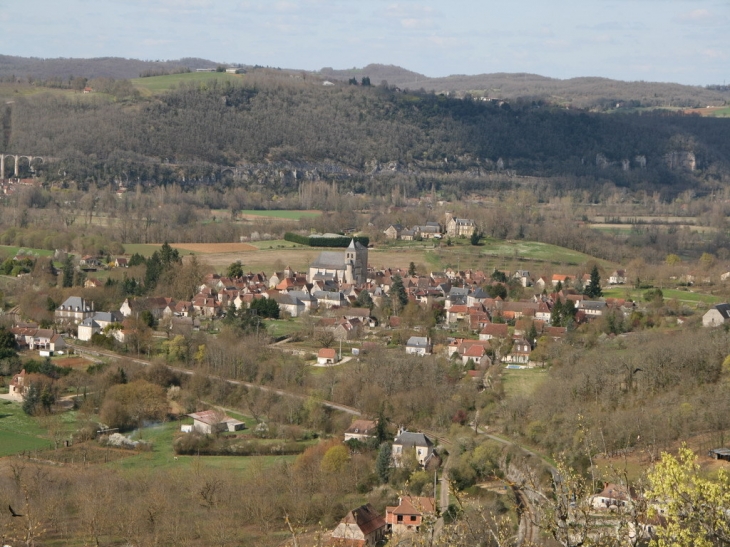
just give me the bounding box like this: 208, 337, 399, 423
676, 8, 721, 25
701, 48, 728, 59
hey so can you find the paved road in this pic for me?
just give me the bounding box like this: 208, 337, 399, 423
69, 345, 362, 416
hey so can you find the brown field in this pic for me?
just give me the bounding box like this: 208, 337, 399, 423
173, 242, 258, 253
195, 249, 318, 272
55, 356, 95, 370
189, 246, 433, 273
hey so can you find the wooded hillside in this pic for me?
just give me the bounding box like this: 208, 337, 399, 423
3, 72, 730, 196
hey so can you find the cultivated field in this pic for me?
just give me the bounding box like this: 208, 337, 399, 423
683, 106, 730, 118
130, 71, 243, 94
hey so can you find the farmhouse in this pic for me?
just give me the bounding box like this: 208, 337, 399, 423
703, 303, 730, 327
344, 419, 377, 442
609, 269, 628, 284
187, 410, 245, 434
589, 483, 634, 510
7, 369, 27, 401
329, 503, 386, 546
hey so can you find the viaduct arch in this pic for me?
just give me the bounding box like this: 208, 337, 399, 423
0, 154, 46, 178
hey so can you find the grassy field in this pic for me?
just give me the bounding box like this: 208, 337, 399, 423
0, 245, 55, 258
131, 72, 243, 94
239, 210, 321, 220
603, 287, 722, 306
0, 400, 53, 456
266, 319, 304, 338
107, 419, 297, 472
501, 368, 549, 398
477, 239, 612, 266
124, 237, 612, 276
249, 239, 307, 250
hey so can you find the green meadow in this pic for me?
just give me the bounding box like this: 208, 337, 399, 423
131, 72, 242, 94
240, 210, 322, 220
0, 400, 53, 456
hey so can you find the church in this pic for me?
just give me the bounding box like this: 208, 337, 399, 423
308, 239, 368, 285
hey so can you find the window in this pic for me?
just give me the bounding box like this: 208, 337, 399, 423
410, 516, 417, 522
397, 515, 403, 522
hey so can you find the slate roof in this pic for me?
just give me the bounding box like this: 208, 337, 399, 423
58, 296, 92, 311
406, 336, 430, 348
310, 251, 346, 270
713, 303, 730, 319
394, 431, 433, 449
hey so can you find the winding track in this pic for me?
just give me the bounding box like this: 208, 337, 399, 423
69, 345, 362, 416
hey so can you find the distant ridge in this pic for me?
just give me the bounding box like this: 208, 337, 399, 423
0, 55, 219, 80
320, 63, 730, 109
0, 54, 727, 110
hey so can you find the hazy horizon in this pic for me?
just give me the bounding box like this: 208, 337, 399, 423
1, 0, 729, 86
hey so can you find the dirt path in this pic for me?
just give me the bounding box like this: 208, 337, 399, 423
69, 345, 362, 416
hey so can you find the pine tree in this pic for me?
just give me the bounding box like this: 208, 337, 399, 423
390, 275, 408, 313
584, 265, 603, 299
375, 443, 392, 484
62, 254, 74, 288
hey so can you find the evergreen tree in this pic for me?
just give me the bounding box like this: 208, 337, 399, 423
390, 275, 408, 312
128, 253, 146, 267
408, 261, 417, 276
470, 230, 483, 245
375, 442, 392, 484
62, 254, 74, 288
355, 289, 373, 310
584, 265, 603, 299
376, 406, 388, 444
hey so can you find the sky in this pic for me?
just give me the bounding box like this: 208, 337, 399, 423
1, 0, 728, 86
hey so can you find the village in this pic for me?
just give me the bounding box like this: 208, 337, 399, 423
3, 212, 730, 546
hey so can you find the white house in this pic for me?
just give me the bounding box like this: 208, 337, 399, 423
344, 419, 377, 442
609, 270, 628, 285
703, 303, 730, 327
405, 336, 432, 356
392, 430, 434, 467
317, 348, 338, 365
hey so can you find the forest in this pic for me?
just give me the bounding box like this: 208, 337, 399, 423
2, 71, 730, 197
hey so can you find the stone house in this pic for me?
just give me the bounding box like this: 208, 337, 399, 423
329, 504, 386, 546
